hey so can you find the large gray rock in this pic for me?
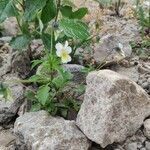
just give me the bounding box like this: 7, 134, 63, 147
76, 70, 150, 148
14, 111, 90, 150
94, 34, 132, 64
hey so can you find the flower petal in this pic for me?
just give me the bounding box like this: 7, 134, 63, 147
55, 43, 63, 51
61, 55, 71, 64
65, 46, 72, 54
56, 50, 61, 57
64, 41, 69, 48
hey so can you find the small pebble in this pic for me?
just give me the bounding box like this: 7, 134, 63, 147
137, 142, 143, 149
142, 82, 149, 89
145, 141, 150, 150
126, 142, 137, 150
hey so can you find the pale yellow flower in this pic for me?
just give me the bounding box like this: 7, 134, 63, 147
55, 41, 72, 63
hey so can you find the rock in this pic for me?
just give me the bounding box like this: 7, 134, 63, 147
0, 74, 25, 126
76, 70, 150, 148
93, 34, 132, 64
0, 128, 16, 147
122, 129, 146, 149
115, 66, 140, 82
30, 39, 44, 59
140, 148, 146, 150
63, 64, 86, 83
11, 51, 31, 78
0, 146, 7, 150
2, 74, 25, 102
0, 37, 12, 45
14, 111, 91, 150
144, 119, 150, 139
99, 16, 140, 43
2, 17, 19, 36
125, 142, 137, 150
138, 72, 150, 94
0, 46, 12, 77
145, 141, 150, 150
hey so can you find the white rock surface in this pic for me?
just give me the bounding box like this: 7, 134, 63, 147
14, 111, 90, 150
76, 70, 150, 148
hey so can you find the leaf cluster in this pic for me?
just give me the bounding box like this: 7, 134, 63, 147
0, 0, 90, 51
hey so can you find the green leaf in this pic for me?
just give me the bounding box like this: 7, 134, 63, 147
25, 90, 36, 101
10, 34, 30, 50
38, 17, 44, 33
31, 103, 41, 112
52, 69, 72, 89
31, 59, 43, 69
41, 33, 51, 50
24, 0, 47, 21
59, 19, 90, 40
71, 8, 88, 19
36, 85, 50, 106
60, 6, 72, 18
0, 0, 18, 23
41, 0, 57, 24
60, 6, 88, 19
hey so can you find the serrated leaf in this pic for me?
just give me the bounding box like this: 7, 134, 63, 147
60, 6, 88, 19
59, 19, 90, 40
71, 8, 88, 19
24, 0, 47, 21
10, 34, 30, 50
60, 6, 72, 18
0, 0, 18, 23
41, 0, 57, 24
36, 85, 50, 106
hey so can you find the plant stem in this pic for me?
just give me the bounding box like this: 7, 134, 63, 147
50, 29, 54, 55
55, 0, 61, 22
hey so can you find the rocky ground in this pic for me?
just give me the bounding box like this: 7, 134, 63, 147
0, 0, 150, 150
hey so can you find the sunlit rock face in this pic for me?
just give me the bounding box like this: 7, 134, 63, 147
76, 70, 150, 148
14, 111, 91, 150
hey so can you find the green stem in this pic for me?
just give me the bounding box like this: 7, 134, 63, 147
55, 0, 61, 22
50, 29, 54, 55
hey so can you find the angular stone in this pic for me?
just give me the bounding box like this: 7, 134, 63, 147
11, 51, 31, 78
125, 142, 137, 150
76, 70, 150, 148
145, 141, 150, 150
14, 111, 90, 150
93, 34, 132, 64
0, 129, 16, 147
